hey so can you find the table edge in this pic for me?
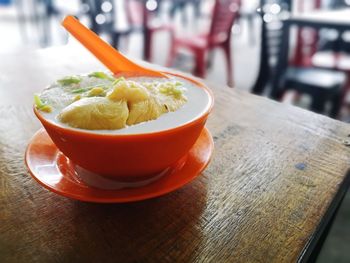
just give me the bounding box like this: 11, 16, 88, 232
298, 169, 350, 262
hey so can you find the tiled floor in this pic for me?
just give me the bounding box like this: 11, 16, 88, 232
0, 2, 349, 262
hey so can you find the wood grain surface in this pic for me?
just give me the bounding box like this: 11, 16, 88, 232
1, 46, 350, 263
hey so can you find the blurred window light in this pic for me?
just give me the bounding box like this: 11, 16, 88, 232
327, 30, 339, 40
101, 1, 113, 13
319, 29, 339, 40
267, 21, 282, 30
346, 0, 350, 5
342, 31, 350, 42
270, 3, 281, 14
146, 0, 158, 11
80, 3, 90, 13
96, 14, 106, 24
262, 4, 270, 13
263, 13, 273, 23
279, 11, 290, 20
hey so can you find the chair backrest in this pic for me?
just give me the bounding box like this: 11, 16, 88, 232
85, 0, 115, 34
208, 0, 241, 45
251, 0, 292, 94
264, 1, 290, 65
291, 0, 321, 66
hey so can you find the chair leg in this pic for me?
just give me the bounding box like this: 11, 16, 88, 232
124, 32, 131, 53
193, 49, 206, 78
310, 93, 327, 114
144, 28, 151, 61
330, 91, 342, 118
338, 73, 350, 114
247, 14, 255, 46
112, 33, 120, 49
32, 0, 43, 46
147, 30, 154, 61
222, 42, 234, 87
15, 0, 28, 43
207, 50, 214, 69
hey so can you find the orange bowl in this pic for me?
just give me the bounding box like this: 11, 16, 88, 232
34, 72, 214, 179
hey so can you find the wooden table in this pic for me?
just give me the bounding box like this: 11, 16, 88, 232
1, 45, 350, 263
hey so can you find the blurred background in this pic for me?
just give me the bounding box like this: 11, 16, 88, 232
3, 0, 350, 121
1, 0, 350, 261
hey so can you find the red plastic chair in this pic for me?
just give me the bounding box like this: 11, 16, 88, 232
291, 0, 321, 67
125, 0, 173, 61
167, 0, 241, 87
126, 0, 145, 27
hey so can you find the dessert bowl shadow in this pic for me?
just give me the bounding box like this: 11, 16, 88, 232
34, 72, 214, 180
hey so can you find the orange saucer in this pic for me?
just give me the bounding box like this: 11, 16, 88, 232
25, 128, 213, 203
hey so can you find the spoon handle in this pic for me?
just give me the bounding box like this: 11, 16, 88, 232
62, 15, 166, 78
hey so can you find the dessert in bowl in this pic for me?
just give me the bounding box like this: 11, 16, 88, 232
34, 71, 213, 179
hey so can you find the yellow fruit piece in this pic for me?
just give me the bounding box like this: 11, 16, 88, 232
127, 97, 167, 125
88, 87, 105, 97
107, 80, 149, 103
73, 95, 81, 102
40, 105, 53, 113
59, 97, 128, 130
160, 94, 187, 112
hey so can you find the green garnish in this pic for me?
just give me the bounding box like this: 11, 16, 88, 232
57, 76, 81, 86
40, 105, 52, 113
88, 72, 115, 81
88, 87, 106, 97
71, 84, 108, 94
34, 95, 52, 113
175, 81, 183, 86
112, 77, 125, 86
71, 88, 87, 94
159, 83, 183, 98
34, 94, 45, 108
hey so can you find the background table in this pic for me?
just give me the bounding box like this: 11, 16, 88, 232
1, 45, 350, 263
289, 9, 350, 28
271, 9, 350, 98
